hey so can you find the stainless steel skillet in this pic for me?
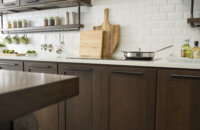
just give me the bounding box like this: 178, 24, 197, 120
123, 45, 173, 60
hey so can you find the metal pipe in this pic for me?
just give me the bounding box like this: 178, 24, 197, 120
191, 0, 194, 18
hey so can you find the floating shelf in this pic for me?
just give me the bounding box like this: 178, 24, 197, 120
0, 0, 92, 14
1, 24, 84, 34
187, 18, 200, 27
187, 0, 200, 27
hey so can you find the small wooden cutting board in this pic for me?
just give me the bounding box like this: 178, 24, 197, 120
79, 30, 104, 58
93, 8, 120, 58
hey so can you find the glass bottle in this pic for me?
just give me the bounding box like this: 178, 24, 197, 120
49, 17, 55, 26
17, 20, 22, 28
192, 41, 200, 59
181, 39, 192, 58
13, 21, 17, 28
44, 18, 48, 26
7, 21, 12, 29
55, 16, 61, 26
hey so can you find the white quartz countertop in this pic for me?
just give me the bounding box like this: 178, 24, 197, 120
0, 56, 200, 70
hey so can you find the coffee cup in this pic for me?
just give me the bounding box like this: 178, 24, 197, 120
4, 35, 12, 44
20, 34, 29, 44
12, 35, 20, 44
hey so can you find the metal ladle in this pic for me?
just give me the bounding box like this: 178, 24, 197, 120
56, 33, 64, 54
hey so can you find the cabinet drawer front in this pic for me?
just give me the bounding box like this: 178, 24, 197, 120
58, 63, 92, 75
0, 60, 23, 71
159, 69, 200, 81
24, 62, 57, 74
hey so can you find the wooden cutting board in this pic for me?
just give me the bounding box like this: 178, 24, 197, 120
79, 30, 104, 58
93, 8, 120, 58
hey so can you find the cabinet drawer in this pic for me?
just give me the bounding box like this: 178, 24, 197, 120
59, 63, 92, 74
24, 61, 57, 74
0, 60, 23, 71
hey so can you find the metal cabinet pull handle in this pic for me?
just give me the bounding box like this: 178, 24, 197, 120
171, 74, 200, 79
28, 65, 50, 68
111, 71, 144, 76
0, 63, 17, 66
64, 67, 92, 72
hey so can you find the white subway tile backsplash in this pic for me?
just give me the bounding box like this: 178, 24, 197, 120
1, 0, 200, 59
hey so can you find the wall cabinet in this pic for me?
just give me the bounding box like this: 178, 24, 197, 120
156, 69, 200, 130
59, 63, 94, 130
0, 0, 20, 9
0, 60, 23, 71
100, 67, 156, 130
20, 0, 45, 6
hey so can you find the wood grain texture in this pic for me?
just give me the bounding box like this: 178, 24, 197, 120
93, 8, 120, 58
58, 63, 93, 130
0, 70, 79, 123
156, 69, 200, 130
108, 67, 156, 130
34, 104, 59, 130
79, 30, 104, 58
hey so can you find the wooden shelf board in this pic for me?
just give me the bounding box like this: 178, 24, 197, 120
187, 18, 200, 23
1, 24, 84, 34
0, 1, 92, 14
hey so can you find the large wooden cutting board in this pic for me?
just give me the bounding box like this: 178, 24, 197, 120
93, 8, 120, 58
79, 30, 104, 58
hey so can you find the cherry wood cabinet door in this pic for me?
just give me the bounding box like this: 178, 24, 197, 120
156, 69, 200, 130
101, 67, 156, 130
58, 63, 93, 130
24, 61, 59, 130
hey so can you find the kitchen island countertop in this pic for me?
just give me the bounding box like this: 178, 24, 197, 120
0, 56, 200, 70
0, 70, 79, 122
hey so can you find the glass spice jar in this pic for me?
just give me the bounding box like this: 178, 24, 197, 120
49, 17, 55, 26
13, 21, 17, 28
23, 19, 27, 28
7, 21, 12, 29
55, 16, 61, 26
44, 18, 48, 26
18, 20, 22, 28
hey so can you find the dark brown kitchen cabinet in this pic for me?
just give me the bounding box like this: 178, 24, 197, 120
0, 0, 19, 9
24, 61, 59, 130
59, 63, 93, 130
156, 69, 200, 130
0, 60, 23, 71
100, 67, 156, 130
24, 61, 57, 74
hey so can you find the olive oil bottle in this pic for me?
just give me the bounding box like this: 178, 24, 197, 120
192, 41, 200, 59
181, 39, 191, 58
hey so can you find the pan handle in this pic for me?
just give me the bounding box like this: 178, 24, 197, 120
155, 45, 173, 53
